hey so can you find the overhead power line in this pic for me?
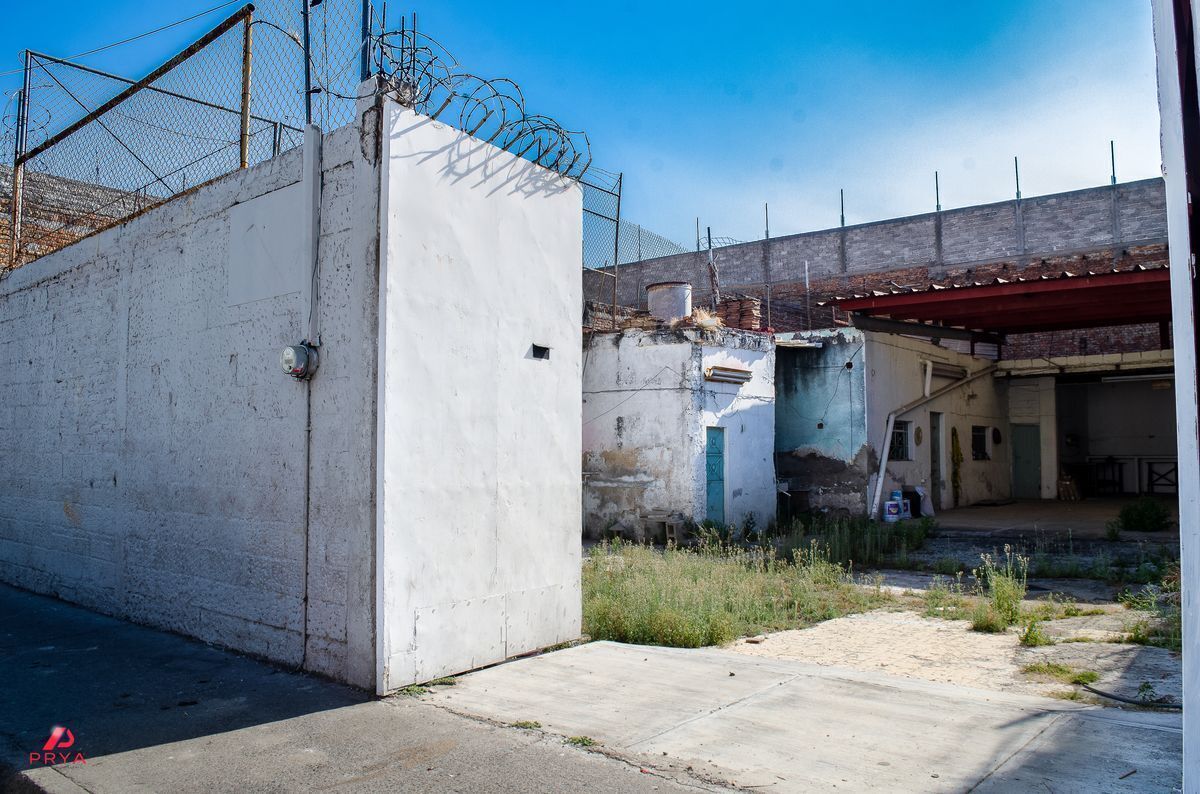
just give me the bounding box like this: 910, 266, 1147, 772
0, 0, 242, 78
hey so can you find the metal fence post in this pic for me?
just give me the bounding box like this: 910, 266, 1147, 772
8, 51, 31, 269
611, 172, 622, 311
239, 11, 253, 168
302, 0, 313, 126
360, 0, 372, 81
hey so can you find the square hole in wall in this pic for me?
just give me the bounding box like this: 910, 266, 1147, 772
531, 344, 551, 360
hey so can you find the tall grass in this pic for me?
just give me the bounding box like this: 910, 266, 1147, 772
582, 540, 891, 647
970, 546, 1028, 632
773, 515, 932, 569
1119, 561, 1182, 652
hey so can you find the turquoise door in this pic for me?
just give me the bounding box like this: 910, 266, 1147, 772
705, 427, 725, 523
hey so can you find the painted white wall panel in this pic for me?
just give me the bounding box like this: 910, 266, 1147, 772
376, 104, 583, 693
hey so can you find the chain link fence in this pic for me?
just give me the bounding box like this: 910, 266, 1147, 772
0, 0, 683, 275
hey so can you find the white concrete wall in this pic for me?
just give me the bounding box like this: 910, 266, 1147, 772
376, 104, 583, 693
582, 333, 698, 535
581, 328, 776, 534
0, 107, 382, 688
1007, 377, 1058, 498
864, 334, 1010, 511
1151, 0, 1199, 778
698, 342, 777, 529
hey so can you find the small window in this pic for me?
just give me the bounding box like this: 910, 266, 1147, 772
972, 425, 991, 460
531, 344, 551, 360
889, 420, 912, 461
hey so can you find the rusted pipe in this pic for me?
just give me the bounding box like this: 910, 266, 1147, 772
7, 53, 31, 269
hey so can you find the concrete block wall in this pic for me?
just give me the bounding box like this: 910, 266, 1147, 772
601, 178, 1168, 315
0, 103, 382, 689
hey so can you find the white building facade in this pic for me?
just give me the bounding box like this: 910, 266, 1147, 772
582, 327, 777, 537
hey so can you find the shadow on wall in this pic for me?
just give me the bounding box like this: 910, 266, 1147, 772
0, 584, 367, 777
390, 113, 576, 201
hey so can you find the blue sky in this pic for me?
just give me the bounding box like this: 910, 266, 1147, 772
0, 1, 1160, 246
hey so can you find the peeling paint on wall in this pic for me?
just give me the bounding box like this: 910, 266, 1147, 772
583, 327, 776, 537
776, 329, 1011, 515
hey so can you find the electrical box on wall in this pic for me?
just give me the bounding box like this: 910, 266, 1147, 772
281, 342, 319, 380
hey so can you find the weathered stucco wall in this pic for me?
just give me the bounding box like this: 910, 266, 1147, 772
582, 328, 776, 535
776, 330, 1010, 515
376, 104, 583, 693
0, 106, 382, 688
699, 339, 777, 530
865, 334, 1010, 511
582, 333, 698, 535
775, 330, 871, 514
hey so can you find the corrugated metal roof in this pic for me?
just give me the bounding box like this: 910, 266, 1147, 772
822, 262, 1167, 304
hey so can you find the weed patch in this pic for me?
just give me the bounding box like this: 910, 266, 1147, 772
1021, 661, 1099, 686
931, 557, 964, 576
1019, 620, 1054, 647
969, 547, 1027, 633
583, 540, 891, 647
970, 602, 1009, 633
566, 736, 598, 747
511, 721, 542, 729
1112, 497, 1173, 533
1118, 563, 1182, 652
1049, 689, 1085, 701
922, 574, 971, 619
772, 515, 930, 569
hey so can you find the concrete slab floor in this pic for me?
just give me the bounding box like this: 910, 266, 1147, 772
935, 497, 1179, 542
429, 641, 1183, 792
0, 584, 693, 793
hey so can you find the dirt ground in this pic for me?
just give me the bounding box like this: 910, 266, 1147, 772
728, 608, 1182, 705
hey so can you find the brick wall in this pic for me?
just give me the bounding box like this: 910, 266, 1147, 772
1, 164, 148, 268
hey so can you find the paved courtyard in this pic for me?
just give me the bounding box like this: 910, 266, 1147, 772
430, 641, 1183, 792
1, 583, 1183, 792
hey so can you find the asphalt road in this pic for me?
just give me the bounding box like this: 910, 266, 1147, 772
0, 583, 699, 793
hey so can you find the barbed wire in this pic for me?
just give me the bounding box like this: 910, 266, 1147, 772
371, 21, 591, 181
0, 2, 653, 273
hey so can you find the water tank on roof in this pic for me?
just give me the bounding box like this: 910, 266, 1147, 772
646, 282, 692, 323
